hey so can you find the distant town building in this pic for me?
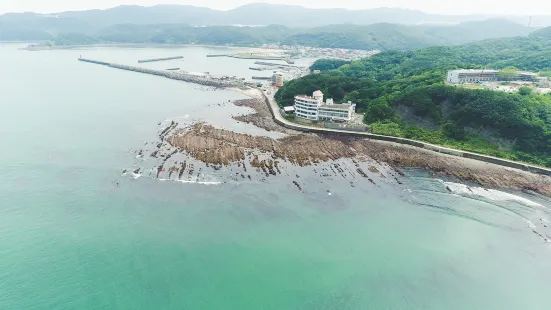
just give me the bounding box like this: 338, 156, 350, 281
294, 90, 355, 122
446, 69, 499, 83
517, 71, 539, 81
446, 69, 538, 84
272, 72, 284, 87
318, 104, 356, 122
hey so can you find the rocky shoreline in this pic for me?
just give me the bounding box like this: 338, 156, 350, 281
130, 98, 551, 198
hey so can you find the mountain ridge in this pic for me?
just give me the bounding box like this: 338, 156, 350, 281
2, 3, 548, 28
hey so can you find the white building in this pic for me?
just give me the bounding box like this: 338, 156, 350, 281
318, 103, 356, 122
447, 69, 538, 84
294, 90, 355, 122
446, 69, 498, 84
272, 72, 284, 87
294, 95, 321, 120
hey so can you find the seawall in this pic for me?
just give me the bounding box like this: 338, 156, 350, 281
258, 90, 551, 177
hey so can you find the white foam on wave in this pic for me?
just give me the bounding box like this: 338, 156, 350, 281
526, 219, 537, 229
158, 178, 221, 185
443, 181, 543, 208
132, 173, 142, 179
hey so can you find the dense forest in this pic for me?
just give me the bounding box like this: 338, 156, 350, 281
9, 19, 536, 51
275, 28, 551, 167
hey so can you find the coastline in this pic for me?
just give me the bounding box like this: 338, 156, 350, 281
20, 42, 286, 53
137, 89, 551, 198
251, 87, 551, 175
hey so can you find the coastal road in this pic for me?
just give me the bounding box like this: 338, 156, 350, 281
260, 88, 551, 176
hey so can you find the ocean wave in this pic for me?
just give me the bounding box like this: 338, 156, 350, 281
158, 178, 221, 185
443, 181, 543, 208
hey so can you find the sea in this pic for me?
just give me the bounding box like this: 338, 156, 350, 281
1, 43, 551, 309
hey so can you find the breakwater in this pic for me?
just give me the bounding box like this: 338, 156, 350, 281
254, 61, 296, 67
137, 56, 183, 63
78, 58, 245, 88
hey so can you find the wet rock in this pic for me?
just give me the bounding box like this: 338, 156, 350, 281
178, 161, 187, 179
356, 168, 368, 178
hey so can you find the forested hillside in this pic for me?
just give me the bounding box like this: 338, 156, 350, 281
5, 16, 536, 51
275, 29, 551, 167
281, 20, 533, 50
59, 20, 533, 50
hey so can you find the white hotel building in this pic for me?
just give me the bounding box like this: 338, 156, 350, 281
294, 90, 355, 122
446, 69, 538, 84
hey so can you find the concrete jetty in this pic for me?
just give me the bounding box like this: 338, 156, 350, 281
78, 58, 110, 66
137, 56, 183, 63
78, 58, 245, 88
254, 61, 297, 68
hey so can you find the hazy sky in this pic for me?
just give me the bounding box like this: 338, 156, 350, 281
2, 0, 551, 15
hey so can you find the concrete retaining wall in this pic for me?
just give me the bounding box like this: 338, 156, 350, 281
260, 91, 551, 176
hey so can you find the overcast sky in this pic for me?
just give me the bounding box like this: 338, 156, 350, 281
2, 0, 551, 15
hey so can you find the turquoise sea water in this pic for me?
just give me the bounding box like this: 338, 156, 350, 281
1, 43, 551, 309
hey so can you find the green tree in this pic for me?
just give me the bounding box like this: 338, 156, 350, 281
364, 98, 395, 123
519, 86, 533, 96
442, 121, 466, 140
498, 66, 519, 81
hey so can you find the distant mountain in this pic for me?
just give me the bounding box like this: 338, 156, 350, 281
1, 3, 548, 33
57, 5, 218, 28
33, 20, 536, 51
281, 23, 438, 50
0, 13, 93, 40
0, 3, 542, 46
280, 20, 535, 50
